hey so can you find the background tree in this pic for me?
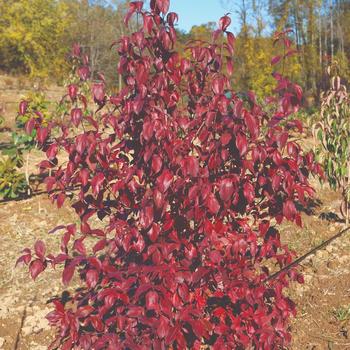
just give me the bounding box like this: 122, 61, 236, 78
0, 0, 72, 79
221, 0, 350, 103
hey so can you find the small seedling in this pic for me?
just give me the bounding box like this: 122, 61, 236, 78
333, 306, 350, 322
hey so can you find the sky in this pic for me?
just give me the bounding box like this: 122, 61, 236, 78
166, 0, 238, 33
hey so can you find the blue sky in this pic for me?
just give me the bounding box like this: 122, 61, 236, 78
167, 0, 238, 33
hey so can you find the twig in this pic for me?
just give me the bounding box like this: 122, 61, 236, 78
264, 225, 350, 283
0, 185, 79, 205
13, 306, 27, 350
190, 120, 206, 145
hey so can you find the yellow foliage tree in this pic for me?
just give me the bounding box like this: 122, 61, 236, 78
0, 0, 72, 79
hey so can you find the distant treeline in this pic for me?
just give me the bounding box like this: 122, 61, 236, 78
219, 0, 350, 102
0, 0, 133, 85
0, 0, 349, 103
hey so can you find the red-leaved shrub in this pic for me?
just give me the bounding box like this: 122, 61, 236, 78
17, 1, 322, 349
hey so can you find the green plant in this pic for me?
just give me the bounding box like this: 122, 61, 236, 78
0, 158, 28, 199
314, 65, 350, 225
2, 130, 36, 167
295, 107, 319, 131
16, 91, 51, 129
333, 305, 350, 322
0, 115, 4, 126
1, 92, 52, 194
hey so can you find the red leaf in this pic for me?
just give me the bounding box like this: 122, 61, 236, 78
272, 150, 283, 165
186, 156, 199, 177
220, 133, 231, 146
91, 316, 104, 332
62, 339, 73, 350
68, 84, 78, 100
180, 59, 191, 74
234, 100, 243, 117
295, 213, 302, 227
142, 121, 154, 141
294, 84, 303, 100
73, 238, 86, 255
156, 0, 169, 14
178, 284, 189, 302
132, 1, 143, 11
53, 254, 68, 265
165, 323, 180, 346
271, 55, 282, 65
143, 13, 154, 34
62, 262, 75, 285
78, 66, 90, 81
283, 199, 296, 221
77, 305, 94, 318
152, 155, 163, 174
207, 193, 220, 214
93, 239, 107, 254
91, 173, 105, 196
37, 127, 48, 144
157, 316, 169, 338
236, 133, 248, 156
145, 290, 159, 310
243, 182, 255, 203
80, 168, 89, 186
157, 170, 173, 192
190, 320, 208, 339
29, 259, 45, 280
34, 240, 46, 260
226, 32, 236, 48
46, 144, 58, 160
140, 206, 154, 229
57, 193, 66, 209
25, 118, 35, 135
147, 223, 160, 242
219, 15, 231, 31
245, 112, 258, 138
71, 108, 83, 127
272, 174, 282, 191
154, 189, 164, 209
19, 100, 28, 115
16, 249, 32, 266
167, 12, 178, 26
212, 77, 224, 95
226, 56, 234, 76
219, 179, 234, 202
86, 269, 99, 288
72, 43, 81, 57
125, 3, 137, 25
92, 83, 105, 103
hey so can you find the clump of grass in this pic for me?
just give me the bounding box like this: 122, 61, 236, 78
333, 306, 350, 322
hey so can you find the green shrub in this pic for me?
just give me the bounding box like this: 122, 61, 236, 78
0, 158, 28, 199
314, 66, 350, 224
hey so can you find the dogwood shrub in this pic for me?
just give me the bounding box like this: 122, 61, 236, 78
17, 1, 322, 349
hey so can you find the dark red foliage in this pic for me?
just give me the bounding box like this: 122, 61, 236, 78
19, 100, 28, 115
17, 2, 322, 349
